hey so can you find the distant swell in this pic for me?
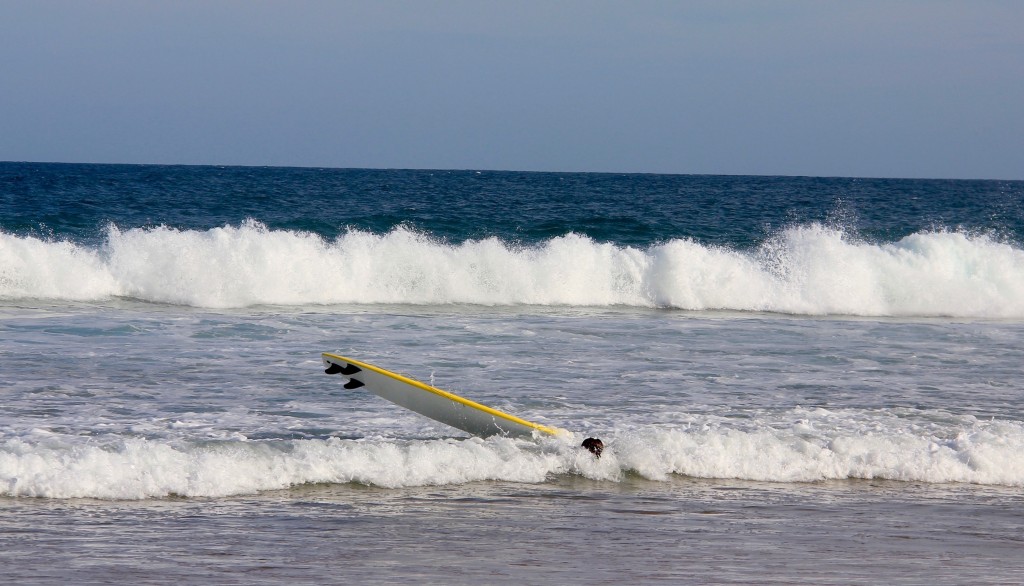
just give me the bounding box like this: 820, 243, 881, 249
2, 221, 1023, 317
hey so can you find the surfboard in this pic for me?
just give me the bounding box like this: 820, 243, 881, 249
322, 353, 564, 438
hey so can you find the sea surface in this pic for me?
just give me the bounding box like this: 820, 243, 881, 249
2, 163, 1024, 584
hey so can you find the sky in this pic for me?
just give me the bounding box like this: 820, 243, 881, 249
1, 1, 1022, 179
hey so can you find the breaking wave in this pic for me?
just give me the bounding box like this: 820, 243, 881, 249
4, 411, 1024, 499
2, 221, 1023, 317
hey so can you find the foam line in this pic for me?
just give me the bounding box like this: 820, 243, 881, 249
3, 413, 1024, 499
2, 221, 1022, 316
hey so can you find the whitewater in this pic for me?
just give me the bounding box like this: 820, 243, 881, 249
5, 410, 1024, 499
3, 221, 1023, 316
4, 292, 1024, 499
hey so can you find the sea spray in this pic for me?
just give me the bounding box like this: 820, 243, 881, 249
2, 221, 1023, 316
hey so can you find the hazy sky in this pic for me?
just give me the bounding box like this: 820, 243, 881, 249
2, 1, 1022, 179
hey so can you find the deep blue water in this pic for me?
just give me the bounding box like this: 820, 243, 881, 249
3, 162, 1022, 247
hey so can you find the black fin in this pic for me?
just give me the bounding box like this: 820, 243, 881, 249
325, 362, 362, 375
344, 379, 365, 389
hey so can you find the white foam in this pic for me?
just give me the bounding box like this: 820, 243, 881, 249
0, 435, 575, 499
4, 412, 1024, 499
2, 222, 1023, 316
0, 232, 119, 300
613, 414, 1024, 486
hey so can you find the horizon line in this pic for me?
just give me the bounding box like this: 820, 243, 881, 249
1, 159, 1021, 183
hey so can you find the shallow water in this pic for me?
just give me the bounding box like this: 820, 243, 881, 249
4, 477, 1023, 584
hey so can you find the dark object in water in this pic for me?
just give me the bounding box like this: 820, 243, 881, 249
582, 437, 604, 458
325, 362, 361, 375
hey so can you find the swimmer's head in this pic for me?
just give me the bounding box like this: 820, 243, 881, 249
582, 437, 604, 458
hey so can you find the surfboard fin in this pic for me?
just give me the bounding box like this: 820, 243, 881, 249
325, 362, 361, 375
344, 378, 365, 389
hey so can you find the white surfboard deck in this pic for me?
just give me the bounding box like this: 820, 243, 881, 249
322, 353, 565, 439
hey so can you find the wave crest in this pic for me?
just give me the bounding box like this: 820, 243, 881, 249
2, 221, 1023, 316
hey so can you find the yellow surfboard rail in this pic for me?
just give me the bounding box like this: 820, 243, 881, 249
322, 353, 564, 437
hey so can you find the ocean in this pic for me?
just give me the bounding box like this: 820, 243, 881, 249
2, 162, 1024, 583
